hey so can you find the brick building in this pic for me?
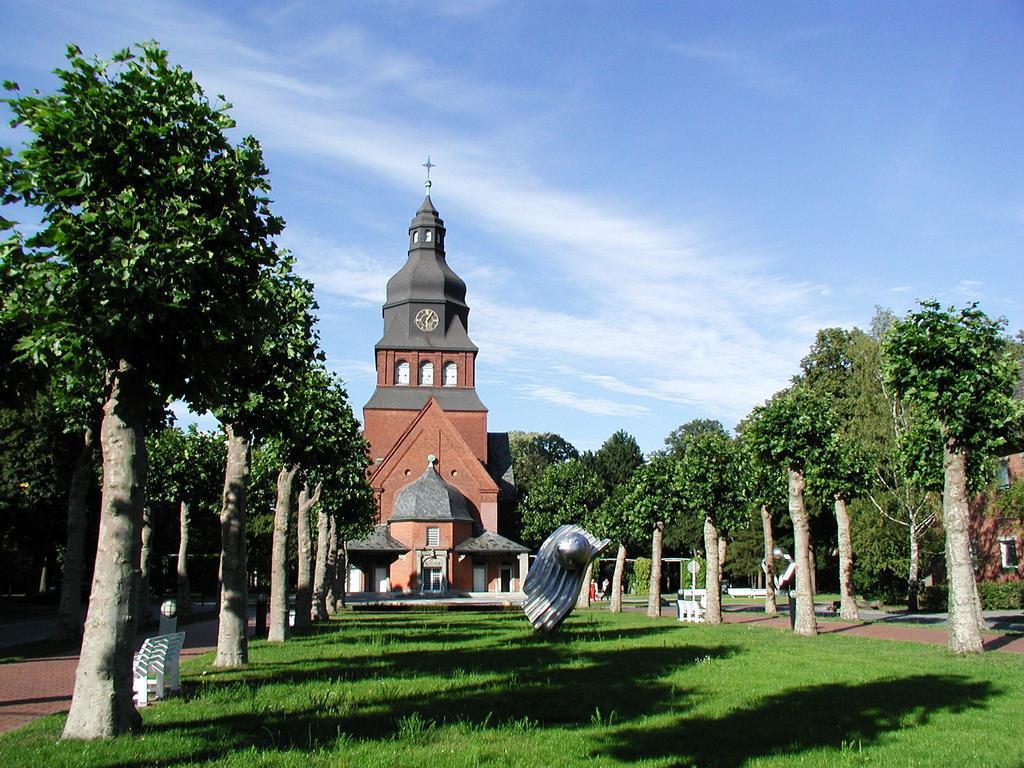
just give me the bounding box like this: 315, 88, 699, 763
346, 189, 528, 595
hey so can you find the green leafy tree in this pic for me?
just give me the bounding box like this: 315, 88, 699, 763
589, 479, 650, 612
737, 431, 788, 614
617, 453, 683, 617
2, 43, 315, 737
506, 431, 578, 542
883, 300, 1024, 653
265, 363, 371, 640
519, 459, 603, 547
665, 419, 727, 459
809, 436, 872, 620
675, 432, 746, 623
745, 386, 839, 636
146, 425, 224, 619
586, 429, 644, 493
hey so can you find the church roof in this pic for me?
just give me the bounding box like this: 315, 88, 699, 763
486, 432, 517, 502
376, 193, 477, 353
346, 525, 409, 553
390, 460, 476, 523
383, 194, 466, 311
364, 385, 487, 413
454, 530, 529, 554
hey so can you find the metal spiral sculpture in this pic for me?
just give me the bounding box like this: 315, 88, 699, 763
523, 524, 610, 632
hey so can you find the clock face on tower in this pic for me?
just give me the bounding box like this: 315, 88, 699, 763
415, 308, 439, 332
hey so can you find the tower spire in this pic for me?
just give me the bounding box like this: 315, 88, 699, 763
422, 156, 435, 195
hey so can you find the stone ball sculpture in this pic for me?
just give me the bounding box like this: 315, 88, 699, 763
523, 524, 610, 632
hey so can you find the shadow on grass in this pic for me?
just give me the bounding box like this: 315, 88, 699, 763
134, 627, 738, 766
597, 674, 998, 767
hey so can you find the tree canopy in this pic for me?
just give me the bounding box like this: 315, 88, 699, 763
519, 459, 603, 547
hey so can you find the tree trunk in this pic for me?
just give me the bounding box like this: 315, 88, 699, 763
907, 523, 921, 612
311, 507, 330, 620
177, 501, 191, 620
325, 515, 339, 614
646, 521, 664, 618
718, 536, 727, 567
293, 482, 321, 630
834, 495, 859, 621
789, 468, 817, 637
137, 505, 153, 629
268, 464, 298, 643
704, 516, 722, 624
943, 442, 984, 653
214, 424, 250, 668
808, 543, 817, 597
609, 543, 626, 613
56, 428, 94, 643
576, 561, 593, 609
335, 540, 347, 611
760, 504, 777, 614
62, 364, 145, 740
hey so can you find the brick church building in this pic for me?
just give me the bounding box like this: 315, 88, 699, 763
346, 188, 528, 595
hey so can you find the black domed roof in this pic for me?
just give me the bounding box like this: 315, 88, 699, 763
390, 460, 474, 523
383, 194, 467, 309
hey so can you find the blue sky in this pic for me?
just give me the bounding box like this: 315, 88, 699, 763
3, 1, 1022, 453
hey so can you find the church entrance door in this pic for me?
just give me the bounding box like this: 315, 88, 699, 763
348, 567, 364, 592
473, 564, 486, 592
374, 566, 389, 593
500, 565, 513, 592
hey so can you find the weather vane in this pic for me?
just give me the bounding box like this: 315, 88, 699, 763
422, 156, 435, 193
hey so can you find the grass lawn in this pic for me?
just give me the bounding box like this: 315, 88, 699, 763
2, 609, 1022, 767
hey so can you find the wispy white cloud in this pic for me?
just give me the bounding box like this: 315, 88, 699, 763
518, 385, 650, 418
285, 228, 391, 306
667, 39, 793, 95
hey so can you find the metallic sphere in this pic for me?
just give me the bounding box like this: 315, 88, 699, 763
555, 532, 592, 570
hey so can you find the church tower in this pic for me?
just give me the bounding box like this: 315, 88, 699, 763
350, 177, 526, 596
362, 189, 488, 463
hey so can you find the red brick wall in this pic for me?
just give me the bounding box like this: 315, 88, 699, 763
364, 409, 488, 464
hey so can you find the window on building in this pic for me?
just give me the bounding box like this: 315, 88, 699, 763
419, 361, 434, 386
395, 360, 410, 385
426, 527, 440, 547
423, 566, 443, 592
413, 231, 420, 243
996, 458, 1010, 489
443, 361, 457, 387
425, 230, 433, 242
1000, 538, 1019, 570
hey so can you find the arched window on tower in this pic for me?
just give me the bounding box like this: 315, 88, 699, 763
443, 362, 457, 387
395, 360, 410, 386
419, 361, 434, 386
425, 230, 433, 242
413, 231, 420, 243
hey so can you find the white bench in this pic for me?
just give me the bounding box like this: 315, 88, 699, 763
676, 599, 705, 623
727, 588, 768, 599
133, 631, 186, 707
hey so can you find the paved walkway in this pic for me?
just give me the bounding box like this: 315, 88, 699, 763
719, 607, 1024, 652
0, 618, 221, 734
2, 602, 1023, 735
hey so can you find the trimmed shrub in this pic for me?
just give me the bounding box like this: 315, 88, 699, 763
919, 585, 948, 612
976, 580, 1024, 610
629, 557, 651, 596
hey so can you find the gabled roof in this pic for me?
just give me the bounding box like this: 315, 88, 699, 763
347, 525, 409, 553
369, 398, 499, 497
454, 530, 529, 554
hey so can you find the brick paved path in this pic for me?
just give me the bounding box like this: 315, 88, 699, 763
0, 618, 220, 734
720, 610, 1024, 652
